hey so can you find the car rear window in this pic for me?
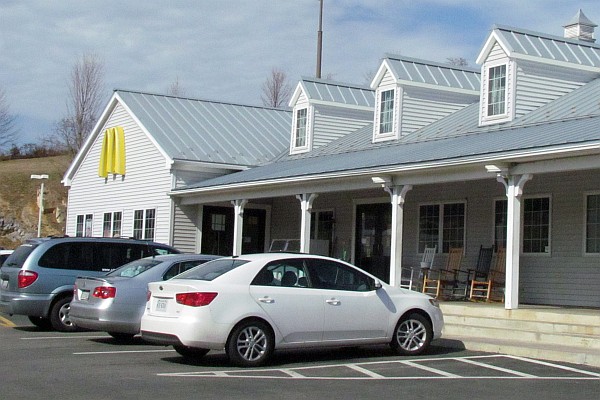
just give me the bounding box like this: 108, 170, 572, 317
2, 244, 38, 269
173, 259, 248, 281
106, 259, 162, 278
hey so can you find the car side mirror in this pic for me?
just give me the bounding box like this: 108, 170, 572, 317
373, 279, 382, 289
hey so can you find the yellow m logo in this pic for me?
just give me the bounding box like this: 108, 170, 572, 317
98, 126, 126, 177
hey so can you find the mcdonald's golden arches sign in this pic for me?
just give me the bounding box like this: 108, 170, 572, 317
98, 126, 126, 178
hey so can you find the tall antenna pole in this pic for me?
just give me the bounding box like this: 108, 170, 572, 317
316, 0, 323, 78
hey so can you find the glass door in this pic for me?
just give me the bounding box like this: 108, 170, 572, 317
354, 203, 391, 283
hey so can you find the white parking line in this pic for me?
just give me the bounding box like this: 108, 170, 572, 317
156, 355, 600, 380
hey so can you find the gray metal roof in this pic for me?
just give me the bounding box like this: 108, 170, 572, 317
564, 9, 597, 28
177, 77, 600, 191
298, 77, 374, 107
116, 90, 291, 166
385, 55, 481, 91
492, 25, 600, 68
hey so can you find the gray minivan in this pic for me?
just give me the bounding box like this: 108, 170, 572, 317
0, 237, 180, 331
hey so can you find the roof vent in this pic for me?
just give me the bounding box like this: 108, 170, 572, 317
563, 9, 597, 42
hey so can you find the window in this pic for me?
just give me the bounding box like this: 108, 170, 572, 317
378, 89, 394, 134
102, 212, 122, 237
252, 259, 308, 287
293, 108, 308, 149
305, 258, 375, 292
76, 214, 93, 237
487, 65, 506, 116
418, 203, 465, 253
494, 199, 508, 251
585, 194, 600, 253
310, 210, 334, 256
133, 209, 156, 240
523, 197, 550, 253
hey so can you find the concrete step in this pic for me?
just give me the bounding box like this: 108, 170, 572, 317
438, 302, 600, 368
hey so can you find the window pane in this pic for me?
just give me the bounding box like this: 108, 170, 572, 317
487, 65, 506, 116
418, 205, 439, 252
295, 108, 307, 148
113, 212, 122, 237
379, 89, 394, 134
133, 210, 144, 239
523, 197, 549, 253
145, 209, 156, 241
443, 203, 465, 252
76, 215, 84, 237
586, 194, 600, 253
494, 200, 508, 251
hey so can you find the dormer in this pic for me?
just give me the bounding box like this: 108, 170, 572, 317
477, 14, 600, 127
288, 77, 374, 155
370, 55, 480, 143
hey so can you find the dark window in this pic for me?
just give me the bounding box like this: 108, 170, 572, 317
305, 258, 375, 292
251, 259, 308, 287
173, 258, 248, 281
163, 260, 212, 280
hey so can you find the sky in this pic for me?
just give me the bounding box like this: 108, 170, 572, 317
1, 0, 598, 146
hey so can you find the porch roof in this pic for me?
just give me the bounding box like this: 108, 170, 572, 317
172, 77, 600, 195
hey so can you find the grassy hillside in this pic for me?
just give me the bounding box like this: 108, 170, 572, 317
0, 155, 72, 249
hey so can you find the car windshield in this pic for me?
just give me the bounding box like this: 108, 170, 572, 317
106, 259, 162, 278
2, 243, 38, 268
173, 259, 249, 281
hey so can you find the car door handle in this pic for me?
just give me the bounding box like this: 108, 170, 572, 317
326, 298, 341, 306
258, 297, 274, 304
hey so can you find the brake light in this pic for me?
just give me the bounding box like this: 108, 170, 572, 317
175, 292, 218, 307
147, 290, 151, 302
18, 271, 38, 288
93, 286, 116, 299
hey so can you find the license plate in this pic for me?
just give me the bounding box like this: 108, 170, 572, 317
80, 291, 90, 301
155, 299, 168, 312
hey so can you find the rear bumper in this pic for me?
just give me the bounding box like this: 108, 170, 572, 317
0, 292, 53, 317
70, 303, 141, 335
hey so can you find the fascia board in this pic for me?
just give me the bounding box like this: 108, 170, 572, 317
370, 59, 396, 89
62, 92, 121, 186
476, 30, 511, 64
288, 81, 306, 107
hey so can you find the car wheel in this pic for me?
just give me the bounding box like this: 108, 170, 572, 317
108, 332, 136, 342
28, 316, 52, 330
390, 313, 432, 356
49, 297, 78, 332
173, 345, 210, 359
226, 320, 274, 367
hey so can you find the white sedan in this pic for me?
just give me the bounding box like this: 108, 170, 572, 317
141, 253, 444, 367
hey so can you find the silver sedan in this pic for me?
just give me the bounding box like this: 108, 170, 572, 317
70, 254, 219, 341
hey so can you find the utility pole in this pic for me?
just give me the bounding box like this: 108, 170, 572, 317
316, 0, 323, 78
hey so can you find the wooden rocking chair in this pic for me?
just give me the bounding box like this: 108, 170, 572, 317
469, 247, 506, 302
422, 247, 463, 298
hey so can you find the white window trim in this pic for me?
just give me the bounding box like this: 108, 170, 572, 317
583, 191, 600, 256
103, 211, 123, 238
373, 86, 400, 143
521, 194, 552, 256
290, 106, 312, 154
417, 200, 467, 254
133, 208, 156, 240
479, 60, 515, 126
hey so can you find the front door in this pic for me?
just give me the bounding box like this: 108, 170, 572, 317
202, 206, 267, 256
355, 203, 391, 283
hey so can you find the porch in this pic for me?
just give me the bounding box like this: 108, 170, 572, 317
438, 302, 600, 368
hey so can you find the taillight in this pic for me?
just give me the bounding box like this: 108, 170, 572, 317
18, 271, 38, 288
92, 286, 116, 299
175, 292, 218, 307
147, 290, 151, 302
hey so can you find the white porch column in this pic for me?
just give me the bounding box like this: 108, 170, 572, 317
384, 185, 412, 286
296, 193, 318, 253
497, 174, 532, 310
231, 199, 248, 256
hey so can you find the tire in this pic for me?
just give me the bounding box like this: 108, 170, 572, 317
390, 313, 432, 356
28, 316, 52, 330
173, 345, 210, 359
49, 297, 78, 332
226, 320, 274, 367
108, 332, 136, 342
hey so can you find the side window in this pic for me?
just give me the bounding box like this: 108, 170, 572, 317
39, 243, 95, 271
305, 259, 374, 292
163, 260, 210, 280
251, 259, 309, 288
153, 246, 177, 256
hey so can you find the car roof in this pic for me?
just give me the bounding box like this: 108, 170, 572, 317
225, 253, 337, 262
142, 253, 220, 262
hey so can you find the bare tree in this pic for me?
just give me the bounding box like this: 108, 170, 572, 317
55, 53, 105, 154
167, 76, 186, 97
261, 68, 293, 108
447, 57, 469, 67
0, 87, 17, 149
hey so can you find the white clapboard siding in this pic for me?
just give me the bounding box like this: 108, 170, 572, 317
66, 103, 173, 244
401, 93, 467, 136
172, 204, 198, 252
312, 105, 372, 149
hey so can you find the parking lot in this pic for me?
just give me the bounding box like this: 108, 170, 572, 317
1, 314, 599, 400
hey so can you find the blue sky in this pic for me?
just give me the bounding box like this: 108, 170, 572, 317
0, 1, 597, 146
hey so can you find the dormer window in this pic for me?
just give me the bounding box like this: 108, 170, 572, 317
379, 89, 394, 134
295, 108, 307, 147
487, 65, 506, 116
291, 107, 311, 154
373, 87, 398, 142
